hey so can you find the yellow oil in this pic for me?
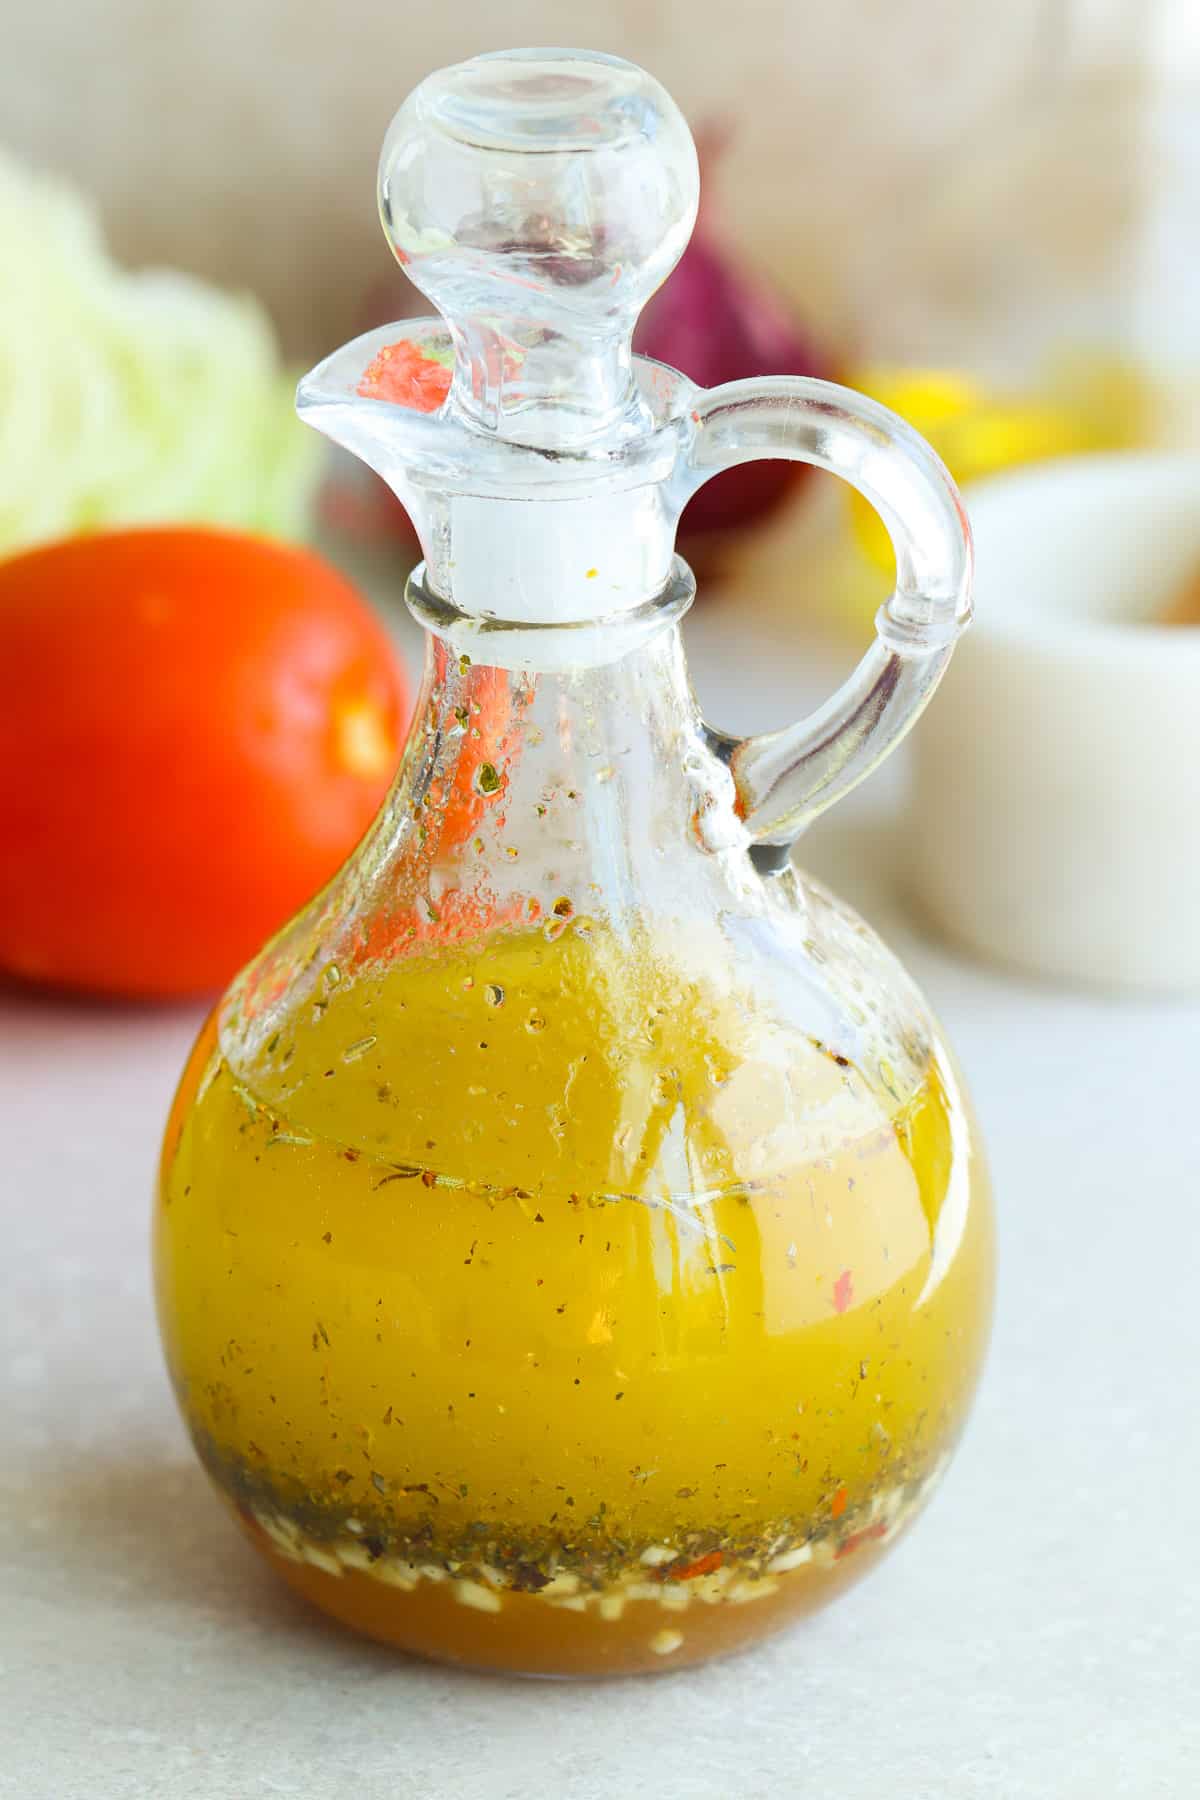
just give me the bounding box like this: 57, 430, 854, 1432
156, 921, 992, 1674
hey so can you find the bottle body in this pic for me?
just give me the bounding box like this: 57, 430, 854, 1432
155, 618, 993, 1675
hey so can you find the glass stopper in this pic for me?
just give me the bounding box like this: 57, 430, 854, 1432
378, 49, 700, 444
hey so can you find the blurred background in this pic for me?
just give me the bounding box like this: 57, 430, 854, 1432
6, 0, 1200, 587
6, 0, 1072, 359
4, 0, 1191, 359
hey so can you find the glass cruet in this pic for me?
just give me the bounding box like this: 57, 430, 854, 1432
155, 48, 994, 1678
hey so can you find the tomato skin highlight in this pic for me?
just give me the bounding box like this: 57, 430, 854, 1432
0, 527, 410, 999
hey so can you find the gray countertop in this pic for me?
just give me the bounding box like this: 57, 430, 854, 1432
3, 577, 1197, 1799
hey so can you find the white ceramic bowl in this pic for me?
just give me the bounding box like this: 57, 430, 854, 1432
908, 451, 1200, 994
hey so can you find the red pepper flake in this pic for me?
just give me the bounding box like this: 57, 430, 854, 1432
835, 1521, 888, 1559
830, 1484, 848, 1519
668, 1550, 724, 1582
832, 1268, 854, 1314
358, 339, 453, 411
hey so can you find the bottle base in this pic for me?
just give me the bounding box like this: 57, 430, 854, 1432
247, 1521, 889, 1679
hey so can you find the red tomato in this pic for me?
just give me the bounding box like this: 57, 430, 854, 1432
0, 528, 410, 999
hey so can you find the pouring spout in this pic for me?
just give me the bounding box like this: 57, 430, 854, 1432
295, 322, 467, 493
296, 320, 693, 627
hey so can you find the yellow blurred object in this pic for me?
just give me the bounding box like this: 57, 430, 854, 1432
844, 354, 1155, 591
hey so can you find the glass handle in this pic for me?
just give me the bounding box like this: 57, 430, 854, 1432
683, 377, 973, 845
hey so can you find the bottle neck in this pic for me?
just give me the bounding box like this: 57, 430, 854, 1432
403, 555, 695, 674
414, 483, 680, 626
379, 586, 748, 946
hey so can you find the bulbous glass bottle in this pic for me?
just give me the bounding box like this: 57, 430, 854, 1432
155, 48, 993, 1677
